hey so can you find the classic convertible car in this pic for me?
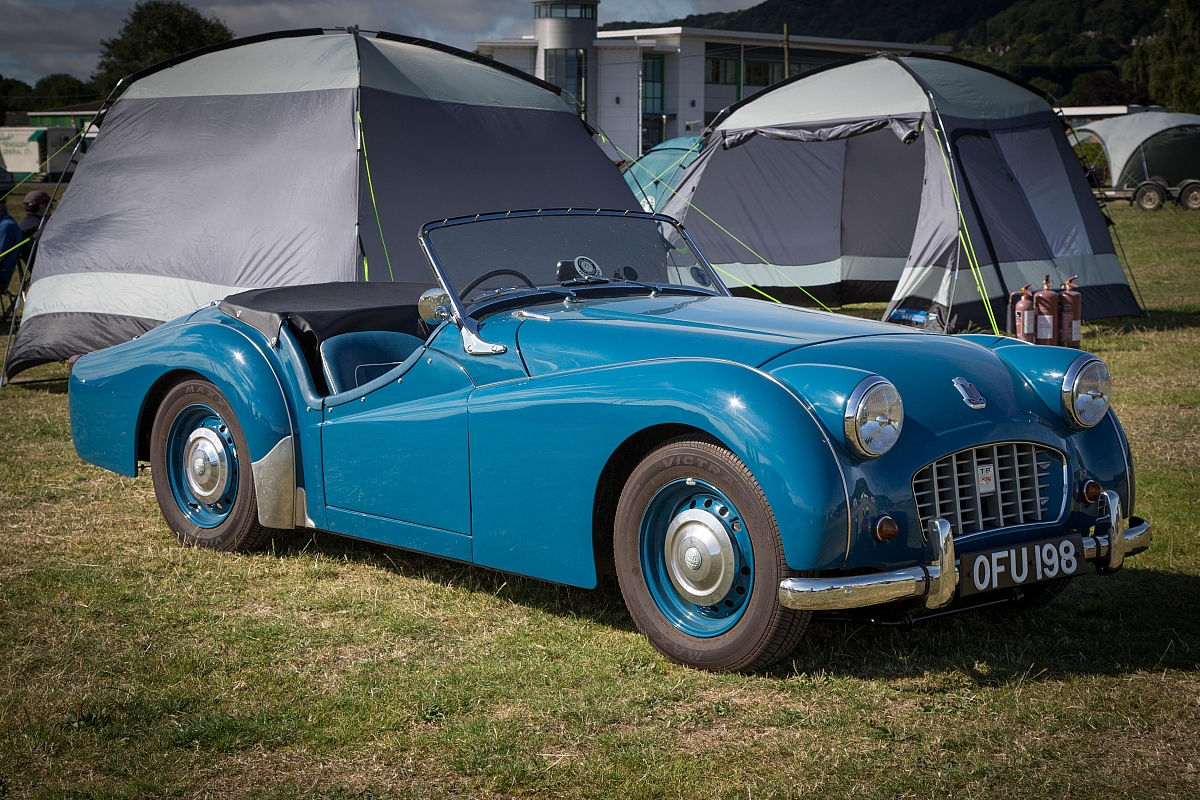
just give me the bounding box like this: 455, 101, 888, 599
69, 209, 1150, 671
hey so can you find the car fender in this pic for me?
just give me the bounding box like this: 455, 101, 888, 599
69, 313, 296, 527
466, 357, 849, 588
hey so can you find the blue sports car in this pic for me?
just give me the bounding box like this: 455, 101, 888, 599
69, 209, 1150, 671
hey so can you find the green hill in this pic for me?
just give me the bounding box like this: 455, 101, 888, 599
601, 0, 1169, 103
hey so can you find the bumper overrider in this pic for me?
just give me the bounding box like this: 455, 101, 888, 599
779, 491, 1151, 612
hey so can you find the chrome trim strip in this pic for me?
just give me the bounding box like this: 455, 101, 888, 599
1098, 489, 1126, 572
1083, 516, 1149, 564
251, 435, 295, 529
293, 486, 315, 529
778, 517, 957, 611
758, 369, 854, 569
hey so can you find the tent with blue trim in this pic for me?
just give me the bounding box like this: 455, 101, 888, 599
8, 28, 635, 377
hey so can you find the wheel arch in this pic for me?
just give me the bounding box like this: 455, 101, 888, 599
70, 315, 296, 516
592, 422, 707, 576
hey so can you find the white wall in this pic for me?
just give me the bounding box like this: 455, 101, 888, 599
594, 44, 641, 160
668, 36, 705, 138
489, 45, 536, 75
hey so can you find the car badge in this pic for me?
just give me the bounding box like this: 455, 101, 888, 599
952, 377, 987, 410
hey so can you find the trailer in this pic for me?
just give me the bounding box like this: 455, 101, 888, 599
0, 127, 78, 182
1076, 112, 1200, 211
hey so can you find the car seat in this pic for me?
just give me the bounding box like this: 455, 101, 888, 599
319, 331, 424, 394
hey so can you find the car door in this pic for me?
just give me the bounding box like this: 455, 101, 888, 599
320, 349, 474, 557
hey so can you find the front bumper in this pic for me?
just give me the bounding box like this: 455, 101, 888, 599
779, 491, 1151, 612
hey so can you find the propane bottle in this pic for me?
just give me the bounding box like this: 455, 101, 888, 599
1034, 275, 1059, 346
1059, 276, 1081, 348
1013, 285, 1035, 342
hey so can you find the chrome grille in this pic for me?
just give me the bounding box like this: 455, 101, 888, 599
912, 443, 1062, 536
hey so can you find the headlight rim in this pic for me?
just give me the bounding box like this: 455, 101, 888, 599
1061, 355, 1112, 429
843, 375, 904, 459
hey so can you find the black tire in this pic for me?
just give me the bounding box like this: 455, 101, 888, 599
613, 435, 810, 672
150, 379, 279, 551
1179, 183, 1200, 211
1135, 183, 1164, 211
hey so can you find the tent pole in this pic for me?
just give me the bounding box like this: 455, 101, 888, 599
1, 77, 127, 385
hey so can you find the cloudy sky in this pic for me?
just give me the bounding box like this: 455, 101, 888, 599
0, 0, 759, 85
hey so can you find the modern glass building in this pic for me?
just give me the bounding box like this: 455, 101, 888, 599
478, 2, 948, 160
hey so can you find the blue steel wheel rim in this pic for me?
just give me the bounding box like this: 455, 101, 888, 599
639, 478, 755, 638
165, 403, 239, 529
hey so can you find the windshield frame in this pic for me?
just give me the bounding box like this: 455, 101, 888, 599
417, 208, 730, 323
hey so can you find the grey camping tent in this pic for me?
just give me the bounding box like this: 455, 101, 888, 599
1077, 111, 1200, 194
661, 53, 1140, 332
7, 28, 636, 377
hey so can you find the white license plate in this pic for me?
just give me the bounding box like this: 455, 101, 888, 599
959, 535, 1086, 596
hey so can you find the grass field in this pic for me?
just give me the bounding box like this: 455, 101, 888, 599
1, 202, 1198, 799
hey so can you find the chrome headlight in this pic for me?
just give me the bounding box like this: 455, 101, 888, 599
844, 376, 904, 458
1062, 356, 1112, 428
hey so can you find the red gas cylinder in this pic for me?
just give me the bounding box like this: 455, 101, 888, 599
1034, 275, 1059, 346
1059, 276, 1081, 348
1013, 285, 1035, 342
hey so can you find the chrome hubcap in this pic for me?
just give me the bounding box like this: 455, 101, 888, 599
183, 427, 229, 502
665, 508, 736, 606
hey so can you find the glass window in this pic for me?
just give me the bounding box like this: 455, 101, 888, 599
551, 5, 565, 16
642, 54, 664, 115
567, 4, 581, 17
704, 57, 739, 85
545, 48, 587, 115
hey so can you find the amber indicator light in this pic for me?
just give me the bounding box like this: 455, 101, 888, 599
874, 515, 899, 542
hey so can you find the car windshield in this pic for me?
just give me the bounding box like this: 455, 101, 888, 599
422, 213, 723, 305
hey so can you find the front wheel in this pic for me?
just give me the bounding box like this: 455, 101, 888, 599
614, 435, 810, 672
1134, 183, 1164, 211
150, 378, 279, 551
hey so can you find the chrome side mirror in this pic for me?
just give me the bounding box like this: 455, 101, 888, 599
418, 288, 452, 326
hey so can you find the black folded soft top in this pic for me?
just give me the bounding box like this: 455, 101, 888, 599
219, 281, 432, 344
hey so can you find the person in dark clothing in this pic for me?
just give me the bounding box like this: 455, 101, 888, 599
0, 202, 23, 311
19, 190, 51, 264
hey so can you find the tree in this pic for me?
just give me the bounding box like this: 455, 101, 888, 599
1134, 0, 1200, 112
1062, 70, 1150, 105
91, 1, 233, 96
31, 74, 98, 107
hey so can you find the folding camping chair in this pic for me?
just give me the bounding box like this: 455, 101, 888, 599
0, 250, 23, 326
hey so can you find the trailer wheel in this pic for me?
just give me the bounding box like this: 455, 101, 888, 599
1179, 183, 1200, 211
1135, 183, 1164, 211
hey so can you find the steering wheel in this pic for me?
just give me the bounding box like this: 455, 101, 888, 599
459, 269, 536, 300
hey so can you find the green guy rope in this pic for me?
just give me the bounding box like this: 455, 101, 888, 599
0, 129, 85, 204
357, 111, 394, 282
0, 237, 31, 262
599, 132, 829, 310
930, 124, 1000, 334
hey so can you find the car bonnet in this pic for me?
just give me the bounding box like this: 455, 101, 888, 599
507, 293, 922, 376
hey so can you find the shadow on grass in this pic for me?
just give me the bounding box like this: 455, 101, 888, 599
273, 528, 1198, 681
3, 375, 68, 394
776, 565, 1200, 682
1089, 306, 1200, 333
272, 527, 638, 633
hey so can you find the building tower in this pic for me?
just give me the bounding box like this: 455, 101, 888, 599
533, 1, 598, 116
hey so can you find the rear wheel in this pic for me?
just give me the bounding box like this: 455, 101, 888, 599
614, 435, 810, 672
1179, 183, 1200, 211
1134, 183, 1165, 211
150, 379, 278, 551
